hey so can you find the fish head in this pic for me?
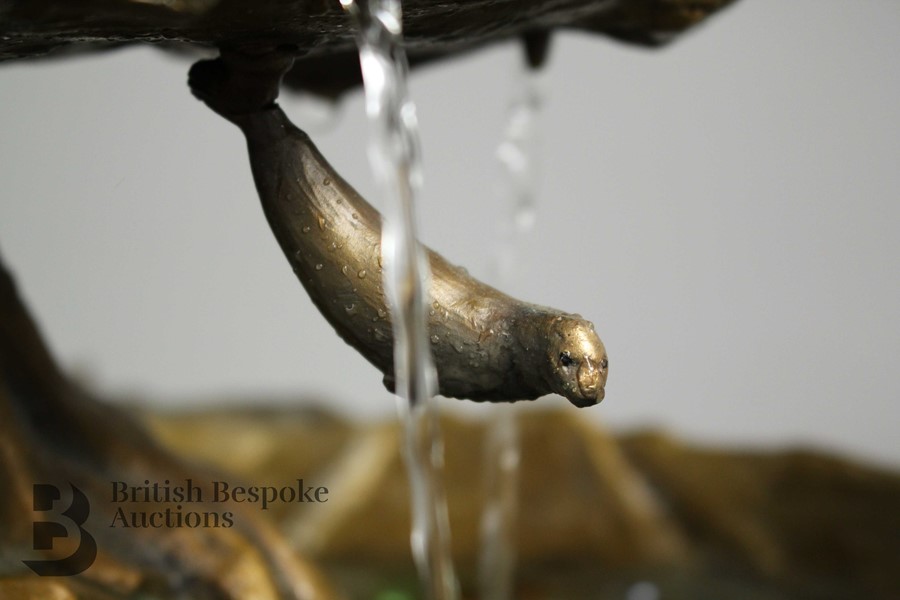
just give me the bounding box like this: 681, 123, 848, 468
543, 315, 608, 408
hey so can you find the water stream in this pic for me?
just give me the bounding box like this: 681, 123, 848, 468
478, 45, 547, 600
341, 1, 460, 598
489, 52, 545, 288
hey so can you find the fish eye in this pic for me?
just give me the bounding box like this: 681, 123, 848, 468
559, 352, 575, 367
600, 357, 609, 369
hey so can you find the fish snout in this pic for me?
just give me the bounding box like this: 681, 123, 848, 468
575, 359, 605, 406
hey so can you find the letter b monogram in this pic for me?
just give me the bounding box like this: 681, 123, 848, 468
23, 483, 97, 576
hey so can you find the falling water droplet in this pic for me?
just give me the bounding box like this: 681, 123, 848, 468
315, 263, 324, 271
318, 214, 327, 230
302, 226, 311, 233
342, 265, 351, 276
377, 308, 388, 318
323, 177, 331, 186
358, 269, 367, 279
431, 334, 439, 344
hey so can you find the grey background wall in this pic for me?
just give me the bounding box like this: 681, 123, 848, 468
1, 0, 898, 466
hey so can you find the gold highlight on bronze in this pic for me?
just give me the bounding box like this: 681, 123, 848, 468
192, 66, 607, 407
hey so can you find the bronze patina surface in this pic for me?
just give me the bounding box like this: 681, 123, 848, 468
0, 257, 337, 599
142, 406, 900, 600
190, 54, 608, 407
0, 0, 737, 97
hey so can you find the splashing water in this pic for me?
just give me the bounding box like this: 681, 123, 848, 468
478, 45, 548, 600
341, 1, 459, 598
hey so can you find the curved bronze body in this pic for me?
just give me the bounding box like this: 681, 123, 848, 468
220, 104, 607, 407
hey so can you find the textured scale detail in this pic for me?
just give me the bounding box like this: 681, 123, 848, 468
222, 105, 608, 407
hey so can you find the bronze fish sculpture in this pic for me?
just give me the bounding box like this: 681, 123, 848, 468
192, 60, 607, 407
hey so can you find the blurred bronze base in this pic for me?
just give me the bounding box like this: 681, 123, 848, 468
139, 405, 899, 600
